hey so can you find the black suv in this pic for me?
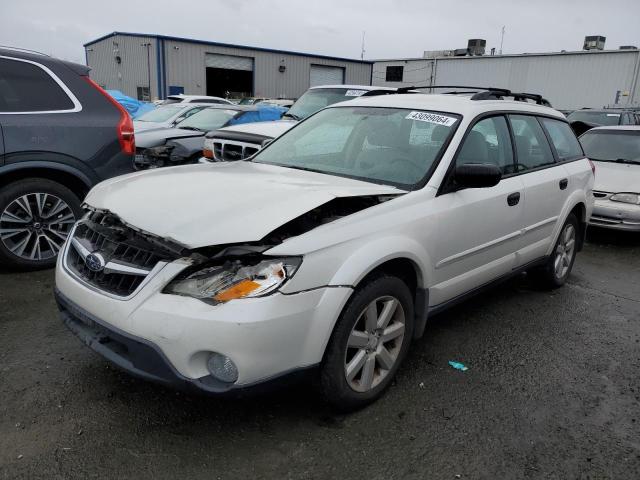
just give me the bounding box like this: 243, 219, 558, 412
0, 47, 135, 270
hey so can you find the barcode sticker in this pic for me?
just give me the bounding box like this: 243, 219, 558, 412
345, 90, 367, 97
405, 111, 457, 126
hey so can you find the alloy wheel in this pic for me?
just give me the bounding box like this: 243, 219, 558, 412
0, 193, 76, 261
553, 223, 576, 280
344, 295, 406, 393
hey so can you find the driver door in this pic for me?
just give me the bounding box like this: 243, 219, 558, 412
428, 115, 526, 306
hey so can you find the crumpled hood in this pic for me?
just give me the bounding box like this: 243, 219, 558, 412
135, 127, 204, 148
593, 161, 640, 193
85, 162, 402, 248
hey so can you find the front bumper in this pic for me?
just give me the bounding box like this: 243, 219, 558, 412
55, 259, 352, 392
589, 198, 640, 231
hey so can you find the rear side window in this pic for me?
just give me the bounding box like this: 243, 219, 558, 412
509, 115, 555, 170
540, 118, 584, 161
0, 58, 75, 112
457, 116, 514, 174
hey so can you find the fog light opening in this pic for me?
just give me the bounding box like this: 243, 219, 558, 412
207, 353, 239, 383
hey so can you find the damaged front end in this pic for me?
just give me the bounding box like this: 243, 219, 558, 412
135, 138, 204, 170
71, 193, 398, 301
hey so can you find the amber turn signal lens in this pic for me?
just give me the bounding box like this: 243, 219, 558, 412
203, 148, 214, 159
213, 279, 261, 302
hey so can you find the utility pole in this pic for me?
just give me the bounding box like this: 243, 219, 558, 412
361, 31, 366, 60
499, 26, 505, 55
141, 42, 152, 101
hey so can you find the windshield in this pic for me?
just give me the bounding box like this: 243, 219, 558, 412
253, 107, 459, 188
175, 108, 238, 131
136, 105, 184, 122
285, 88, 369, 120
580, 130, 640, 162
567, 111, 621, 126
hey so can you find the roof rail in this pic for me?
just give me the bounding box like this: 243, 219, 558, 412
0, 45, 50, 57
394, 84, 551, 106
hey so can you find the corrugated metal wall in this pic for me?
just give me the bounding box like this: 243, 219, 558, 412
86, 34, 158, 99
86, 34, 372, 100
162, 39, 371, 99
373, 51, 640, 109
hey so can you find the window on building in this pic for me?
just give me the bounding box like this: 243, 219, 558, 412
137, 86, 150, 102
385, 66, 404, 82
0, 58, 75, 112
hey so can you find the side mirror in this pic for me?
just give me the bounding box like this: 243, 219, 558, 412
454, 163, 502, 189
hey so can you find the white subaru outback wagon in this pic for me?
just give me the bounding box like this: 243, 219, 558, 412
55, 90, 594, 410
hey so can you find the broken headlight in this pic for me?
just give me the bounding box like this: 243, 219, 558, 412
164, 257, 302, 303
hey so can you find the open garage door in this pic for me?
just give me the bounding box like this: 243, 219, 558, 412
309, 65, 345, 87
205, 53, 254, 98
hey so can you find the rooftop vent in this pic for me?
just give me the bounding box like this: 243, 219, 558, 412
583, 35, 606, 51
467, 39, 486, 56
619, 45, 638, 50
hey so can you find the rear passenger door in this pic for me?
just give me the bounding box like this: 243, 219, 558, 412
510, 115, 573, 265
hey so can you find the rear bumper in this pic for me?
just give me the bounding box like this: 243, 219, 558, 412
55, 289, 317, 395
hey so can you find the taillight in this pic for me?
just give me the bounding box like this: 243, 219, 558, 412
83, 76, 136, 155
588, 159, 596, 175
203, 148, 214, 159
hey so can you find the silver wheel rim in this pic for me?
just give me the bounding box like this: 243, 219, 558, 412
554, 223, 576, 279
0, 193, 76, 261
344, 295, 405, 393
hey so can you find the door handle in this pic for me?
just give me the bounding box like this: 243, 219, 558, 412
559, 178, 568, 190
507, 192, 521, 206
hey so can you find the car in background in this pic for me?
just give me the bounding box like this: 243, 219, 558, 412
567, 108, 640, 135
238, 97, 268, 105
580, 126, 640, 230
160, 94, 232, 105
202, 85, 400, 162
133, 103, 210, 132
135, 104, 286, 169
0, 47, 135, 270
262, 99, 295, 109
56, 90, 593, 410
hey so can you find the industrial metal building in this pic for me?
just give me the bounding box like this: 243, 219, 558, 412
84, 32, 373, 101
373, 49, 640, 109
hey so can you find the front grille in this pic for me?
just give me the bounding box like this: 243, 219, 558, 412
213, 140, 262, 161
66, 212, 174, 297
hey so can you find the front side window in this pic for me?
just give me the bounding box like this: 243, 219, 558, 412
509, 115, 556, 170
580, 130, 640, 163
540, 118, 584, 161
0, 58, 75, 112
456, 116, 514, 174
385, 66, 404, 82
175, 108, 238, 131
253, 106, 459, 188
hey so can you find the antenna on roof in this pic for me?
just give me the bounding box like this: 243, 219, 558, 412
361, 31, 366, 60
499, 26, 505, 54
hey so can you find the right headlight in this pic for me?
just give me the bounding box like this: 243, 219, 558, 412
164, 256, 302, 304
610, 193, 640, 205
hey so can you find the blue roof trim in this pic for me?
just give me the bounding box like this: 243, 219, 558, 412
84, 31, 373, 65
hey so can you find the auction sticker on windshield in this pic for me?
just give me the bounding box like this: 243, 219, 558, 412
345, 90, 367, 97
406, 111, 457, 126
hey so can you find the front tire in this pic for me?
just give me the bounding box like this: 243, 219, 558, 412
320, 275, 414, 411
0, 179, 82, 270
530, 213, 579, 289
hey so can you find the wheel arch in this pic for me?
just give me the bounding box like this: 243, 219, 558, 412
0, 162, 93, 200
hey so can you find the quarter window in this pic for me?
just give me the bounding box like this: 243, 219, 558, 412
456, 116, 515, 174
0, 58, 75, 112
540, 118, 583, 161
509, 115, 556, 170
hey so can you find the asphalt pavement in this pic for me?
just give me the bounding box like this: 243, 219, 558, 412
1, 229, 639, 479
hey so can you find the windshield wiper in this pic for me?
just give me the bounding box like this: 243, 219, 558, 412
282, 112, 300, 120
615, 158, 640, 165
179, 126, 203, 131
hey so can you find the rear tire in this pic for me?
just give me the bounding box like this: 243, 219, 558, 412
0, 179, 82, 271
320, 275, 414, 411
529, 213, 579, 289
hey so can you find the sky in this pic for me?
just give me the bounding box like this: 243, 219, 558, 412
1, 0, 639, 64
